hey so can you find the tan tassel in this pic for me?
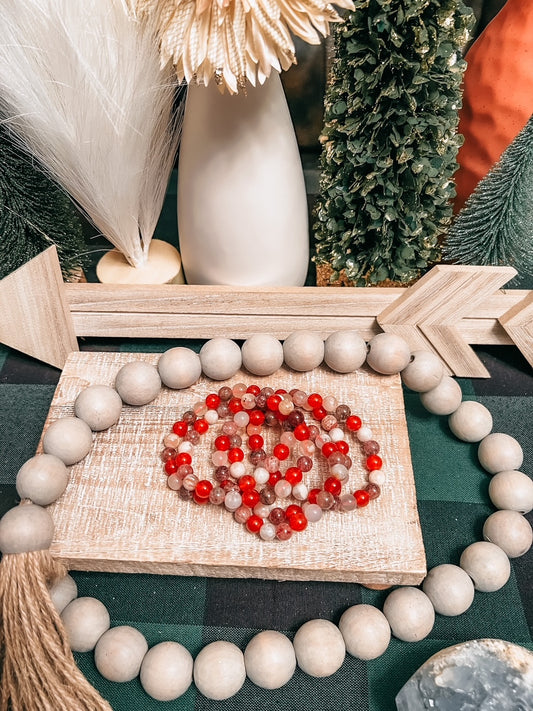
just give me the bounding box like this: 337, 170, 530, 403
0, 550, 112, 711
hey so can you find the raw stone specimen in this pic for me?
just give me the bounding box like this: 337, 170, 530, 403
396, 638, 533, 710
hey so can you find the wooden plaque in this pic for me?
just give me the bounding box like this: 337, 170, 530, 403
43, 352, 426, 586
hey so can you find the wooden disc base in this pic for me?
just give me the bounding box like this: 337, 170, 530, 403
96, 239, 185, 285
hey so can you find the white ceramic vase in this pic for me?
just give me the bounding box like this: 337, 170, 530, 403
177, 73, 309, 286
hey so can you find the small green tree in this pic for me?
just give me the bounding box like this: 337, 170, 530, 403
444, 113, 533, 279
0, 125, 88, 280
314, 0, 474, 285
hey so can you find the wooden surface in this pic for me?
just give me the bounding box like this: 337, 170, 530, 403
42, 352, 426, 586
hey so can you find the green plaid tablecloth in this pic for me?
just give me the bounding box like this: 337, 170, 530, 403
0, 340, 531, 710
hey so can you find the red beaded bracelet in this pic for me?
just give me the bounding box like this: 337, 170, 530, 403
159, 383, 383, 541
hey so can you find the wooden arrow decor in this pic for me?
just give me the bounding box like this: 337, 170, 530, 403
499, 291, 533, 370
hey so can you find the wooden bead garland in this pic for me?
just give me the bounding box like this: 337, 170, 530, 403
0, 329, 532, 706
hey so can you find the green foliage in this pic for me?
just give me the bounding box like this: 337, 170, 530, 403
444, 114, 533, 280
0, 125, 88, 280
314, 0, 474, 285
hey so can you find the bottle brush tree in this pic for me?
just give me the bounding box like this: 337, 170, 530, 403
314, 0, 474, 285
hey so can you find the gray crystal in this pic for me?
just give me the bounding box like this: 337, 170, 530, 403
396, 638, 533, 710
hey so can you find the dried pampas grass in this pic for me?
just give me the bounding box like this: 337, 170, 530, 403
132, 0, 354, 94
0, 0, 182, 267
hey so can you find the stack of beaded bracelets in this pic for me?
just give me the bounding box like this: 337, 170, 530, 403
1, 329, 532, 703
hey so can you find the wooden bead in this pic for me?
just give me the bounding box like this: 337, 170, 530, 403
292, 619, 345, 677
0, 503, 54, 554
366, 333, 411, 375
459, 541, 511, 592
448, 400, 493, 442
16, 453, 69, 505
74, 384, 122, 431
283, 331, 324, 372
140, 641, 193, 701
422, 564, 475, 616
94, 626, 148, 683
382, 587, 435, 642
420, 376, 462, 416
241, 334, 284, 376
483, 510, 533, 558
400, 350, 443, 392
158, 347, 202, 389
488, 470, 533, 514
338, 604, 391, 660
42, 416, 93, 465
478, 433, 524, 474
193, 641, 246, 700
49, 574, 78, 614
244, 630, 296, 689
199, 338, 242, 380
324, 331, 367, 373
61, 597, 110, 652
114, 361, 161, 406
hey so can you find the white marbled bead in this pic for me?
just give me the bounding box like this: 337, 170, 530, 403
488, 470, 533, 514
283, 331, 325, 372
459, 541, 511, 592
140, 641, 193, 701
114, 361, 161, 406
293, 619, 345, 677
158, 347, 202, 389
338, 605, 391, 660
0, 503, 54, 555
74, 384, 123, 431
422, 564, 475, 616
49, 574, 78, 615
401, 350, 444, 392
94, 626, 148, 683
244, 630, 296, 689
478, 433, 524, 475
382, 587, 435, 642
200, 338, 242, 380
324, 331, 367, 373
366, 333, 411, 375
61, 597, 110, 652
241, 334, 284, 376
419, 376, 462, 416
483, 510, 533, 558
16, 453, 69, 506
448, 401, 493, 442
193, 641, 246, 700
42, 416, 93, 465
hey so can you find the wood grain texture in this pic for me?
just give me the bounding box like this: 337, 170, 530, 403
499, 291, 533, 368
42, 352, 426, 586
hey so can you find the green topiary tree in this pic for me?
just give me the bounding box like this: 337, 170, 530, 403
314, 0, 474, 285
0, 125, 88, 281
444, 113, 533, 281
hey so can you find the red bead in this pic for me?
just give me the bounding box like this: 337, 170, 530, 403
176, 452, 192, 466
308, 488, 321, 504
246, 385, 261, 396
346, 415, 362, 431
193, 419, 209, 434
276, 412, 288, 422
322, 441, 338, 458
172, 420, 188, 436
275, 388, 288, 395
246, 514, 263, 533
205, 393, 221, 409
275, 522, 292, 541
288, 511, 308, 532
269, 507, 286, 525
312, 406, 327, 421
249, 410, 265, 426
273, 443, 290, 460
336, 440, 349, 455
354, 489, 370, 507
195, 480, 213, 498
307, 393, 323, 408
285, 504, 303, 518
164, 460, 178, 475
294, 423, 310, 441
268, 470, 282, 486
248, 434, 264, 451
284, 467, 302, 485
242, 489, 260, 508
324, 477, 342, 496
193, 491, 210, 505
228, 448, 244, 463
228, 398, 243, 414
215, 435, 231, 451
239, 475, 256, 491
266, 395, 282, 411
366, 455, 382, 471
